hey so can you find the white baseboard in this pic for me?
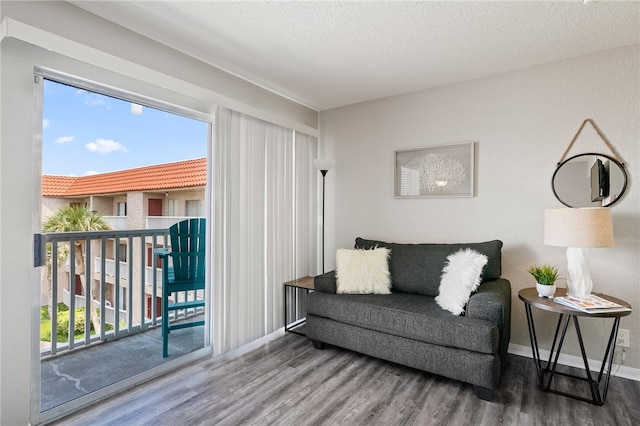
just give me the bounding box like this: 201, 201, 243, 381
508, 343, 640, 382
214, 328, 286, 360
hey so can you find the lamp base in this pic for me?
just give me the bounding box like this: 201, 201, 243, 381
566, 247, 593, 297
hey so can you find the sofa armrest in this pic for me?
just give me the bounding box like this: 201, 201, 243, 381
314, 271, 337, 294
467, 278, 511, 360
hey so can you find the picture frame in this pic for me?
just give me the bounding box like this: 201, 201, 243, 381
394, 142, 475, 198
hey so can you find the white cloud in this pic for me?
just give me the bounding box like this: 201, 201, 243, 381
84, 93, 111, 109
54, 136, 75, 144
85, 139, 128, 154
43, 119, 50, 129
84, 170, 99, 176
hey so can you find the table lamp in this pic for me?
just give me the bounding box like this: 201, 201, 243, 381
544, 207, 614, 297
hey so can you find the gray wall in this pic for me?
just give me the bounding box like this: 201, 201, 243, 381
320, 44, 639, 372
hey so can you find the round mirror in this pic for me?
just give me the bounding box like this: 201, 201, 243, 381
552, 153, 627, 208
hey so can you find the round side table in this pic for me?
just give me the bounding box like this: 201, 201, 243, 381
518, 287, 632, 405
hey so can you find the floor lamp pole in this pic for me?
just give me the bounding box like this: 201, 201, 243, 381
320, 169, 328, 274
314, 158, 334, 275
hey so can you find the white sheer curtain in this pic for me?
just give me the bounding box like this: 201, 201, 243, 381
213, 107, 317, 354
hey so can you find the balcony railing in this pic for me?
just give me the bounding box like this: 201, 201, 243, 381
102, 216, 128, 230
92, 258, 168, 288
94, 257, 129, 280
40, 227, 204, 358
146, 216, 197, 229
102, 216, 199, 230
62, 289, 127, 329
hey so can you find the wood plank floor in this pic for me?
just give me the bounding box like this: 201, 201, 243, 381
54, 333, 640, 425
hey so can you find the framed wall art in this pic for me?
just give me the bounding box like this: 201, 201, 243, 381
394, 142, 475, 198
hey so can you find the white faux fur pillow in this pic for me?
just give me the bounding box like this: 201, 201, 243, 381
336, 247, 391, 294
436, 248, 488, 315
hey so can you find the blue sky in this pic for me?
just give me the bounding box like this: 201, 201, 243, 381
43, 79, 208, 176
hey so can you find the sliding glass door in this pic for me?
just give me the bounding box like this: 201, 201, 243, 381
35, 72, 212, 421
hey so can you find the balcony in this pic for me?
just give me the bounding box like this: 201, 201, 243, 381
93, 258, 165, 288
40, 314, 204, 412
146, 216, 196, 229
102, 216, 128, 230
61, 289, 127, 327
102, 216, 200, 230
94, 257, 129, 281
38, 227, 207, 413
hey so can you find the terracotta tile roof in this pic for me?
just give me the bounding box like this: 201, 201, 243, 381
42, 175, 78, 197
43, 158, 206, 197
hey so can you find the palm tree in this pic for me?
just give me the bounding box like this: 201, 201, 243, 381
43, 204, 111, 334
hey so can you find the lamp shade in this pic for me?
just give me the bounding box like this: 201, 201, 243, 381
544, 207, 614, 248
313, 158, 335, 171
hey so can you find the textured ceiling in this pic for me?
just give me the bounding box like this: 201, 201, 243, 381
71, 1, 640, 111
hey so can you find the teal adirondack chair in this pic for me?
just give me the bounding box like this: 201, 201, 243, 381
156, 218, 206, 357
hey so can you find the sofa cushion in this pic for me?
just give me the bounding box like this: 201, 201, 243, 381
336, 247, 391, 294
355, 237, 502, 296
306, 291, 499, 354
436, 249, 488, 315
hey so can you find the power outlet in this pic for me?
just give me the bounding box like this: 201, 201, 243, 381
617, 329, 630, 348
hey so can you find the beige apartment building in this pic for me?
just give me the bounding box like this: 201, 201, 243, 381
41, 157, 206, 323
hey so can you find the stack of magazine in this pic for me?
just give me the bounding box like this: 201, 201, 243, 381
554, 294, 631, 314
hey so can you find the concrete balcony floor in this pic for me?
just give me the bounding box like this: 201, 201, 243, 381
41, 318, 204, 412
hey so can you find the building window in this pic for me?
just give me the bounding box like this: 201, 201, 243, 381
120, 286, 127, 311
117, 202, 127, 216
167, 199, 179, 216
118, 243, 127, 263
185, 200, 203, 217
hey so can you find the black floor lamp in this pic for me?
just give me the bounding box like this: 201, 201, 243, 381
313, 158, 334, 274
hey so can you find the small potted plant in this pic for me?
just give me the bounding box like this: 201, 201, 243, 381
527, 265, 561, 298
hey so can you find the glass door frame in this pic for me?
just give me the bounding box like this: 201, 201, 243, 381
32, 67, 214, 424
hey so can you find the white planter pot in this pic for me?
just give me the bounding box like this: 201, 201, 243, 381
536, 283, 556, 298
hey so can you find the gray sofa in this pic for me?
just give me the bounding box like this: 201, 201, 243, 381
306, 237, 511, 400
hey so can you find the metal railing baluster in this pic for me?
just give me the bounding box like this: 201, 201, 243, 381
40, 226, 207, 358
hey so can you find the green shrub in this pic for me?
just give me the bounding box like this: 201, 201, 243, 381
41, 317, 52, 342
41, 303, 118, 342
57, 308, 86, 335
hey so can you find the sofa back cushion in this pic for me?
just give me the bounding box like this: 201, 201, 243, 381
355, 237, 503, 297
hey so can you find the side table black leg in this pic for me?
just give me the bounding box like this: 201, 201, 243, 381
545, 313, 565, 370
524, 304, 544, 386
598, 317, 621, 404
518, 288, 630, 406
545, 314, 572, 390
284, 285, 310, 336
284, 285, 288, 332
573, 316, 599, 403
293, 287, 298, 326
